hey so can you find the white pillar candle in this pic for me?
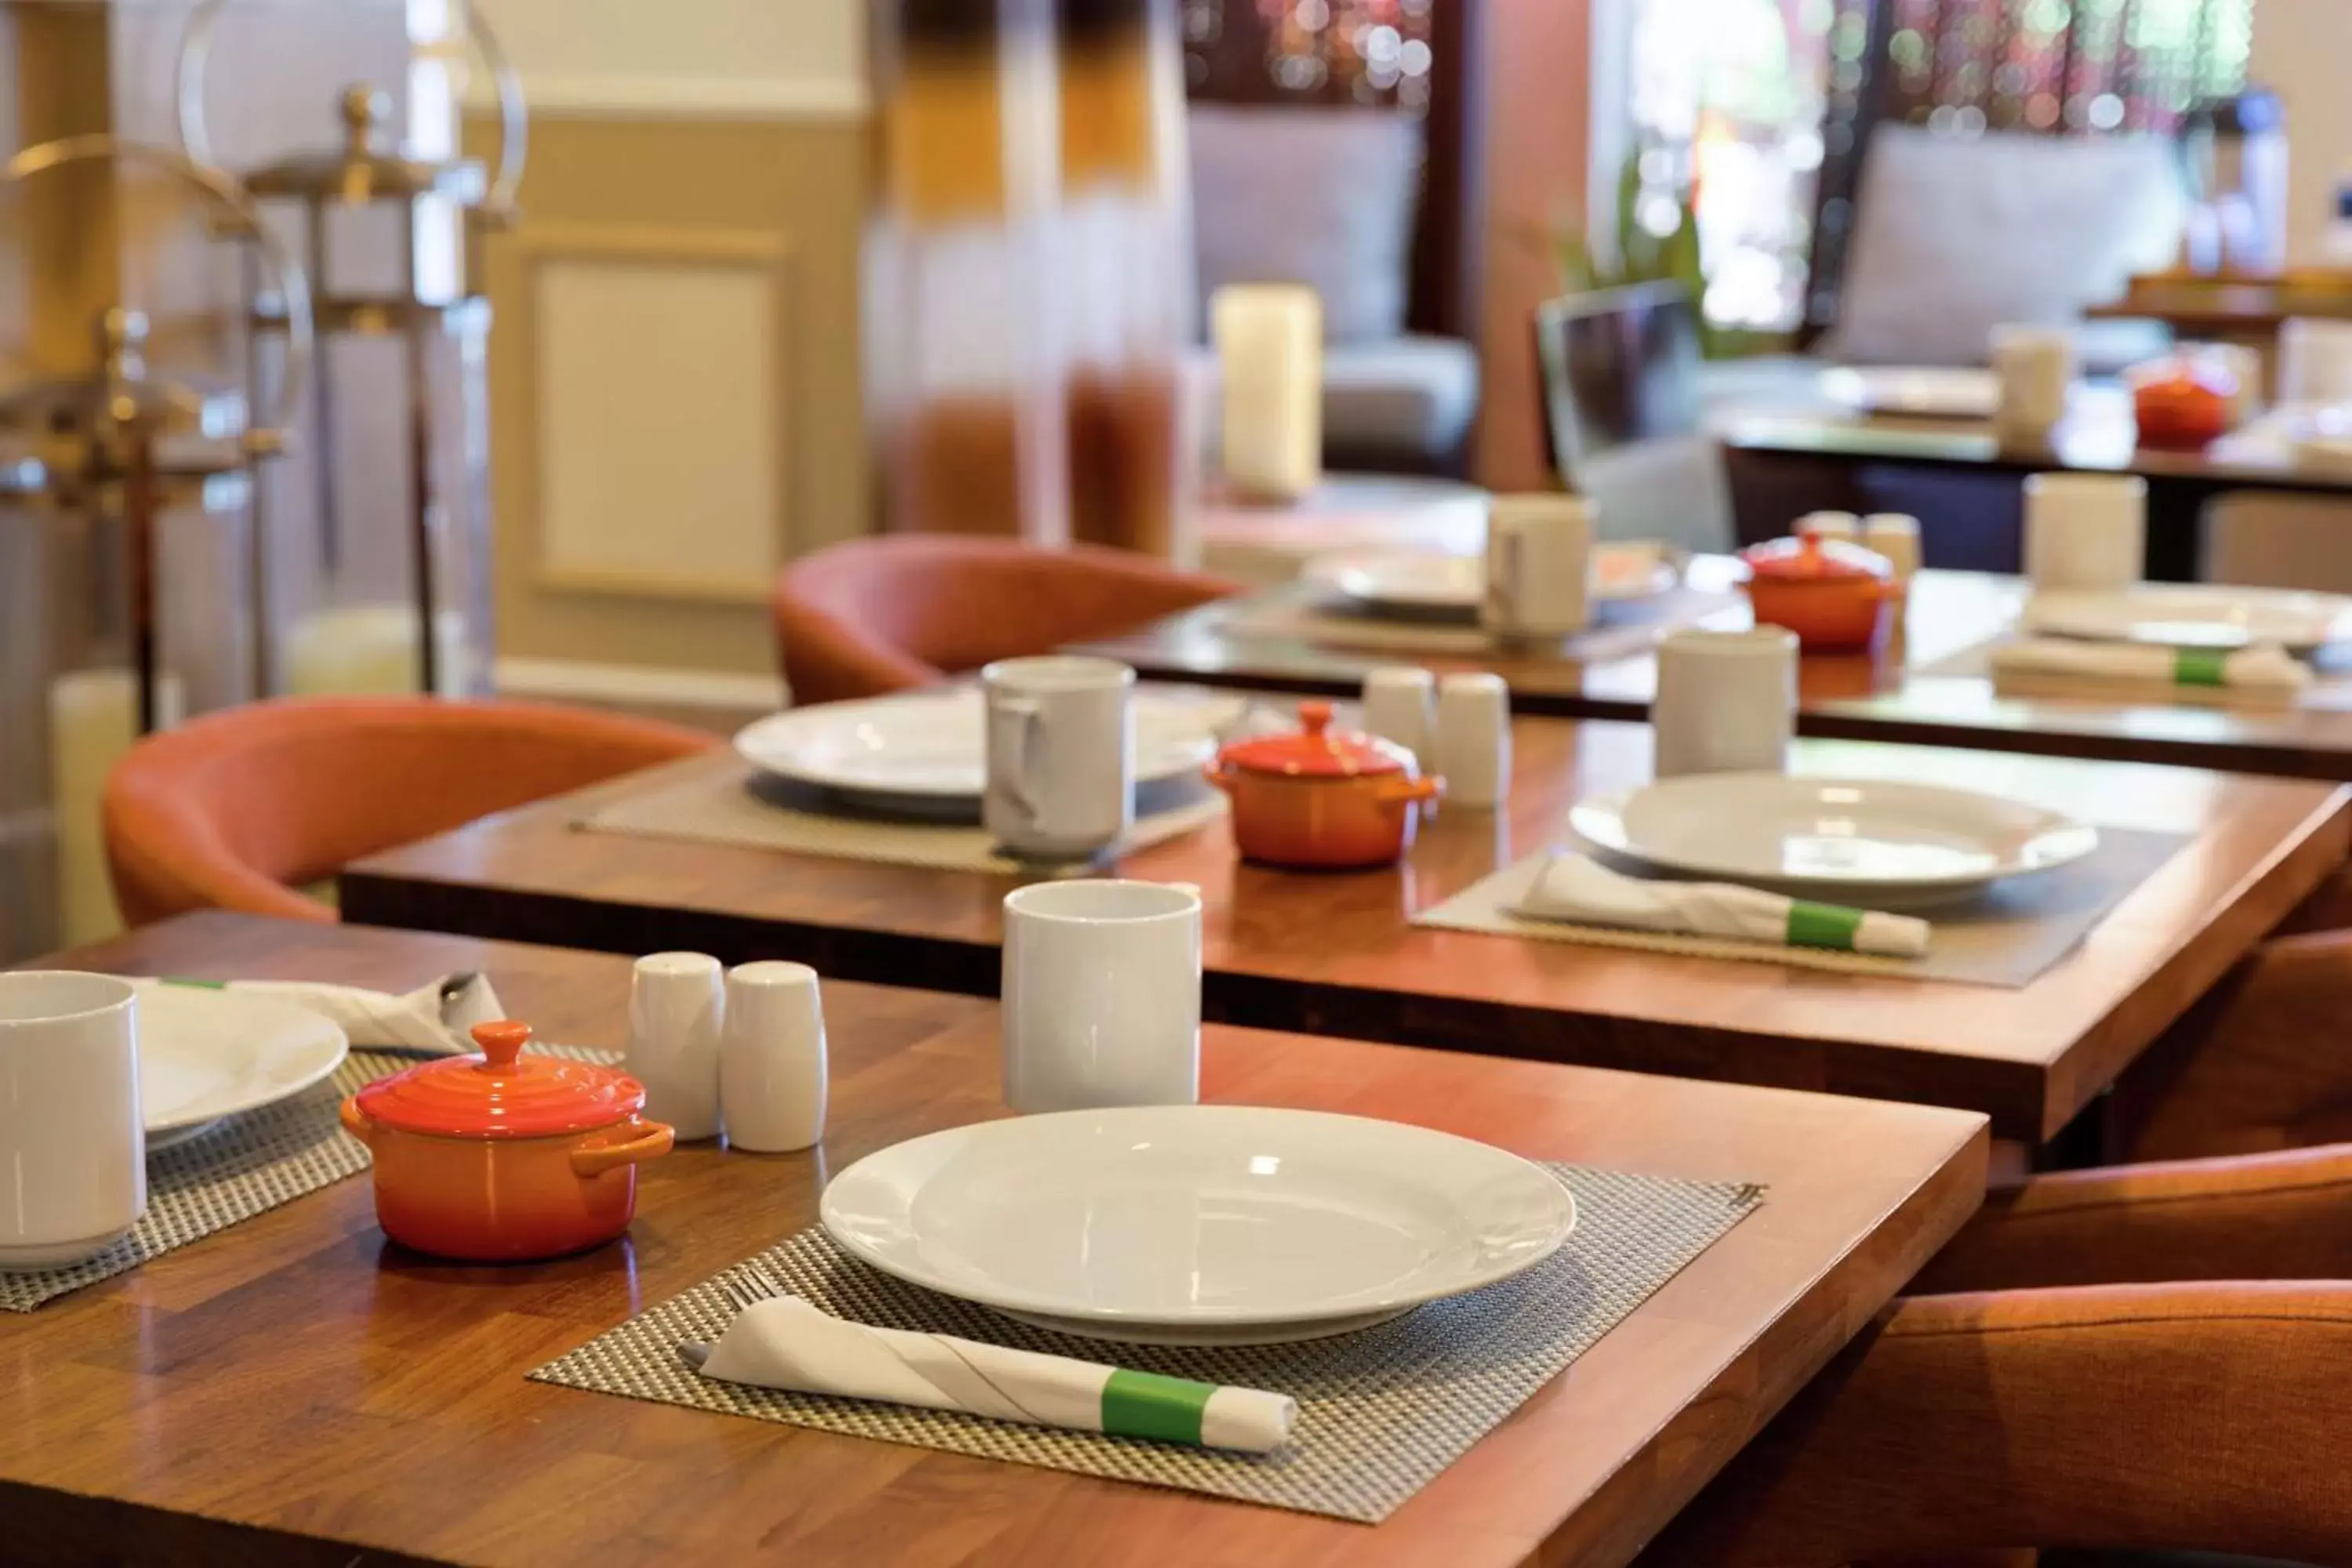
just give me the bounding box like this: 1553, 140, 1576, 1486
1211, 284, 1321, 503
49, 668, 184, 946
285, 604, 468, 698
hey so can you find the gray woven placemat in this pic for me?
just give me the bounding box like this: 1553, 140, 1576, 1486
1412, 828, 2190, 989
579, 764, 1227, 874
2, 1042, 618, 1312
529, 1162, 1759, 1523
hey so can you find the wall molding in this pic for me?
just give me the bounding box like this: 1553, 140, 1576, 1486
467, 76, 869, 122
514, 221, 799, 608
495, 655, 788, 710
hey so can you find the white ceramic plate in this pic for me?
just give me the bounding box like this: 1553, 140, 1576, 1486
822, 1105, 1576, 1345
1570, 775, 2100, 907
2024, 586, 2352, 652
734, 688, 1243, 804
1819, 365, 1999, 420
139, 984, 350, 1149
1304, 542, 1681, 622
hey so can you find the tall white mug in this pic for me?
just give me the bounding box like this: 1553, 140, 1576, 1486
0, 971, 144, 1271
1652, 628, 1798, 778
2278, 318, 2352, 407
2024, 473, 2146, 593
1482, 494, 1593, 639
982, 656, 1135, 860
1002, 880, 1201, 1114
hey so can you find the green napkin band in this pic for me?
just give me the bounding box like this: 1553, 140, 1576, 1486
1101, 1367, 1217, 1444
160, 977, 227, 989
2174, 648, 2230, 688
1784, 902, 1867, 951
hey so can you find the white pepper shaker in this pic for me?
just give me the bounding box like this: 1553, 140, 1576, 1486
1359, 666, 1436, 767
720, 961, 828, 1153
1861, 514, 1921, 583
1795, 510, 1860, 547
1433, 672, 1511, 809
628, 952, 724, 1141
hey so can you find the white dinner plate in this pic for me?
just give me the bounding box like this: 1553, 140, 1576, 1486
138, 984, 350, 1149
2023, 586, 2352, 653
1304, 542, 1682, 623
1818, 365, 1999, 420
734, 688, 1244, 805
821, 1105, 1577, 1345
1570, 775, 2100, 908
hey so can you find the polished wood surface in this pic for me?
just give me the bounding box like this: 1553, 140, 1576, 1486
0, 913, 1987, 1568
1075, 566, 2352, 780
342, 722, 2352, 1142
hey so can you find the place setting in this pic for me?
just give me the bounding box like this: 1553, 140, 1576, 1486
0, 965, 622, 1309
1220, 492, 1740, 662
532, 873, 1765, 1524
1911, 470, 2351, 708
579, 662, 1254, 874
1411, 623, 2192, 987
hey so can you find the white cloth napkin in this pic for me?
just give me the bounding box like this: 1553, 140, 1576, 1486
131, 972, 506, 1054
1513, 852, 1930, 957
1990, 637, 2311, 693
695, 1296, 1297, 1454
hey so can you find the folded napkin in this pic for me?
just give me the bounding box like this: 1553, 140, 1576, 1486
132, 972, 506, 1054
1514, 852, 1930, 957
1990, 638, 2312, 693
693, 1295, 1297, 1454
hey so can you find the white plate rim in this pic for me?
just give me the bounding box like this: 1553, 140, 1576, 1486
733, 688, 1229, 800
1567, 775, 2101, 894
138, 985, 350, 1136
1304, 543, 1680, 614
2023, 585, 2352, 651
819, 1105, 1577, 1328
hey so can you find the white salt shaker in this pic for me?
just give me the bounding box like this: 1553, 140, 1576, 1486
1861, 514, 1921, 583
720, 962, 827, 1152
1359, 666, 1436, 766
628, 952, 724, 1142
1795, 510, 1860, 547
1433, 672, 1511, 808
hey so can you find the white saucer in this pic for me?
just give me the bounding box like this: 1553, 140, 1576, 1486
1304, 542, 1682, 623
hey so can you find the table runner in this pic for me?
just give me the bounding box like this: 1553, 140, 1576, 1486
1, 1043, 618, 1312
579, 764, 1227, 873
1411, 828, 2190, 989
529, 1162, 1761, 1523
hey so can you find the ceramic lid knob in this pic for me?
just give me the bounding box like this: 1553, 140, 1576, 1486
472, 1018, 532, 1071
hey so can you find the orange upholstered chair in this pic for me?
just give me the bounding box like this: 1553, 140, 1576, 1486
775, 536, 1244, 706
1640, 1147, 2352, 1566
104, 697, 717, 925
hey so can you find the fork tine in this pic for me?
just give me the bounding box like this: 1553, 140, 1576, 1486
722, 1276, 764, 1312
749, 1263, 789, 1300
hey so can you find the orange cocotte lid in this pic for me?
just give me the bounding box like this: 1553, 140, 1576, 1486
353, 1020, 646, 1139
1215, 700, 1410, 779
1741, 534, 1892, 583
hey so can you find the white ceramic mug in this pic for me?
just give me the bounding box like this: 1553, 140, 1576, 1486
720, 962, 827, 1153
2278, 318, 2352, 407
2024, 472, 2146, 593
1002, 880, 1200, 1114
1652, 628, 1797, 778
628, 952, 724, 1142
982, 656, 1135, 860
1991, 325, 2076, 445
1360, 666, 1436, 766
0, 971, 144, 1271
1482, 494, 1593, 639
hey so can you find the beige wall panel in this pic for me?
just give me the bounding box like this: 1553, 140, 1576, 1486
468, 111, 867, 675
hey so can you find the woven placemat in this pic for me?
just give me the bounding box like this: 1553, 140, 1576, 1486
1412, 829, 2190, 989
579, 764, 1227, 873
2, 1042, 618, 1312
1224, 587, 1737, 663
529, 1162, 1759, 1523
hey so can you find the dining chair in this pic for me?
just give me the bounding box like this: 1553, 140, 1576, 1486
104, 696, 717, 925
1640, 1147, 2352, 1566
2200, 490, 2352, 594
774, 535, 1244, 707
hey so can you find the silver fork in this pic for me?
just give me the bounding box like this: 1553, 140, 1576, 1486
677, 1264, 789, 1370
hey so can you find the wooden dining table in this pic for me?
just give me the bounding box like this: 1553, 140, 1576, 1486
0, 912, 1987, 1568
340, 718, 2352, 1145
1073, 564, 2352, 782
